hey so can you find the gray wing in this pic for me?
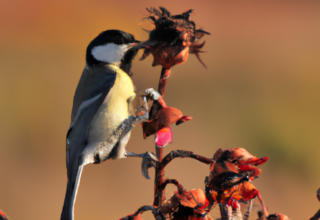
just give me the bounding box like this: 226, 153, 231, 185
61, 73, 116, 220
70, 67, 114, 121
66, 72, 116, 173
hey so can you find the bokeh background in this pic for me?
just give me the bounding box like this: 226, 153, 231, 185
0, 0, 320, 219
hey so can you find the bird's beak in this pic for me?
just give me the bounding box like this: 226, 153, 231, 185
129, 39, 157, 51
176, 116, 192, 125
127, 41, 140, 49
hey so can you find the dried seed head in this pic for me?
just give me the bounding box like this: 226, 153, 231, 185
141, 7, 210, 71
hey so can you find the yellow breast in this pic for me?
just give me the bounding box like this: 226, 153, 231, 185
88, 65, 135, 144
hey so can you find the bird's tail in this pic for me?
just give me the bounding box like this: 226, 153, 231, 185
61, 164, 84, 220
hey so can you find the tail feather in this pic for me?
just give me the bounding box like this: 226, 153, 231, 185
61, 164, 84, 220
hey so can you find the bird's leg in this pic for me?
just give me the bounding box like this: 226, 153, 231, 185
113, 94, 150, 144
126, 151, 157, 159
113, 89, 162, 180
125, 151, 159, 179
135, 88, 162, 122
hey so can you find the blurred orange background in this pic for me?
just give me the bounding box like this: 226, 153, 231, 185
0, 0, 320, 219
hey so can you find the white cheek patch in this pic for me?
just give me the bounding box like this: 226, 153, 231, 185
91, 43, 129, 64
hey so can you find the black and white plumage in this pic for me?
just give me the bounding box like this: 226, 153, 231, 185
61, 30, 157, 220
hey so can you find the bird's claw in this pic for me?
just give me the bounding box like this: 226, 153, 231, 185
134, 95, 149, 121
141, 151, 159, 179
136, 88, 161, 122
134, 108, 148, 121
142, 88, 160, 101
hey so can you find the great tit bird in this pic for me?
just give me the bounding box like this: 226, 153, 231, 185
61, 29, 157, 220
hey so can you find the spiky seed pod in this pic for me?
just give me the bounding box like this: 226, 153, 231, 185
141, 7, 210, 72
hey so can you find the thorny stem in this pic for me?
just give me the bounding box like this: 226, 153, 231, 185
159, 150, 215, 170
157, 179, 184, 196
204, 184, 217, 211
130, 206, 160, 219
154, 147, 165, 207
154, 67, 171, 207
158, 67, 170, 96
310, 210, 320, 220
154, 150, 214, 207
256, 191, 268, 220
154, 67, 213, 208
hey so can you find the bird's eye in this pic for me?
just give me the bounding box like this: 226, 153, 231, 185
232, 160, 239, 165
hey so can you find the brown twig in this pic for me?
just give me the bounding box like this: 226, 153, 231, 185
310, 210, 320, 220
154, 67, 171, 207
154, 147, 165, 207
132, 206, 165, 220
120, 205, 165, 220
154, 150, 214, 207
145, 6, 209, 209
159, 150, 215, 170
158, 68, 170, 96
158, 179, 184, 195
310, 188, 320, 220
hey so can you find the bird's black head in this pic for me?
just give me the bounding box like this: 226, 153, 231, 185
86, 29, 140, 74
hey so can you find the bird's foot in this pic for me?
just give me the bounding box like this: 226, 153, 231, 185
141, 151, 159, 179
135, 88, 161, 122
133, 96, 149, 122
125, 151, 158, 179
141, 88, 160, 101
134, 108, 149, 122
